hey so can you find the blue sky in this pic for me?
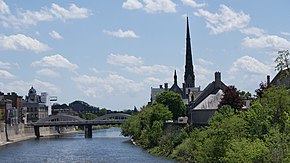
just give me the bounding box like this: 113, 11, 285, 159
1, 0, 290, 110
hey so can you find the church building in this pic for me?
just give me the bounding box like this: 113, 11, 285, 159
150, 17, 228, 125
150, 17, 202, 104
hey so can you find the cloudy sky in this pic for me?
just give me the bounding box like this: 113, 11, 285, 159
1, 0, 290, 110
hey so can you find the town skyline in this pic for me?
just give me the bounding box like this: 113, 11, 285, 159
1, 0, 290, 110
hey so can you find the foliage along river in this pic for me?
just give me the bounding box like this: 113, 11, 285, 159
0, 127, 174, 163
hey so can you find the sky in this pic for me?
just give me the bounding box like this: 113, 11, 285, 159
1, 0, 290, 111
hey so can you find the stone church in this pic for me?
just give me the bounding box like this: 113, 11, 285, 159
150, 17, 228, 125
150, 17, 202, 104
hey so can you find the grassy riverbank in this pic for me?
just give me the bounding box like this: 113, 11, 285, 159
122, 86, 290, 162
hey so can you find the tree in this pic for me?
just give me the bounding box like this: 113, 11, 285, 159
275, 50, 289, 71
218, 85, 244, 111
121, 103, 172, 149
222, 138, 269, 163
255, 81, 268, 98
79, 113, 98, 120
240, 91, 252, 100
155, 91, 186, 120
99, 108, 107, 116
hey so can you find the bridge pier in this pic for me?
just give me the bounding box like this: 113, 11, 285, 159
34, 126, 40, 138
84, 125, 92, 138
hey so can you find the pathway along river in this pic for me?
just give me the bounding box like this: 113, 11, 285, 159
0, 127, 174, 163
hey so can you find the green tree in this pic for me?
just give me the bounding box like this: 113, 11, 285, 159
240, 91, 252, 100
79, 113, 98, 120
275, 50, 289, 71
255, 81, 268, 98
99, 108, 107, 116
245, 101, 271, 139
121, 114, 141, 139
155, 91, 186, 120
121, 103, 172, 149
222, 138, 269, 163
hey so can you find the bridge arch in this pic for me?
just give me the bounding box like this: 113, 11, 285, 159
35, 114, 85, 124
95, 113, 131, 120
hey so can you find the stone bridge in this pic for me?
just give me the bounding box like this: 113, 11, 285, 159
32, 113, 131, 138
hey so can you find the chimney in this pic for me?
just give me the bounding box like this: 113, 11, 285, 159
159, 85, 163, 89
164, 83, 168, 90
215, 72, 221, 82
267, 75, 270, 86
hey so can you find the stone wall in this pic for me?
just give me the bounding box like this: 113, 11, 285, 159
0, 123, 64, 145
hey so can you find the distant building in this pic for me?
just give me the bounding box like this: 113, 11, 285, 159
0, 93, 17, 125
4, 92, 23, 124
23, 86, 48, 123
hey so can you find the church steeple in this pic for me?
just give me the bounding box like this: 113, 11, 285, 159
184, 16, 195, 88
174, 70, 177, 85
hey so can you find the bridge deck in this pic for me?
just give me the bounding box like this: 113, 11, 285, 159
33, 119, 125, 127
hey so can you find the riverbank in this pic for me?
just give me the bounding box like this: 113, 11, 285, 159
0, 123, 76, 146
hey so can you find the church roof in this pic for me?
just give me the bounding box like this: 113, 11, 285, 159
192, 72, 227, 108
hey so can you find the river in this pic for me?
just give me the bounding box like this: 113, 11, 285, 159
0, 127, 174, 163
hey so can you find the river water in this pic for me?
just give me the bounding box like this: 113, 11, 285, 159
0, 127, 174, 163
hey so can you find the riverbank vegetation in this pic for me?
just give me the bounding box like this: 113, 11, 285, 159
121, 85, 290, 162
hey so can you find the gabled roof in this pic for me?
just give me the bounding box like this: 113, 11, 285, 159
270, 68, 290, 88
192, 73, 227, 108
169, 83, 183, 96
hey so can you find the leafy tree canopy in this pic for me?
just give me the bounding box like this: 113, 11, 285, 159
218, 85, 244, 111
155, 91, 186, 120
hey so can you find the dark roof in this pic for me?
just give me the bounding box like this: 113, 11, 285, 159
270, 68, 290, 88
169, 83, 183, 96
192, 80, 227, 108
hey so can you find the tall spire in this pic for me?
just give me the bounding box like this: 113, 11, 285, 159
184, 16, 195, 88
174, 70, 177, 84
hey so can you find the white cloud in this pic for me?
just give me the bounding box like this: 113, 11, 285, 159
0, 34, 49, 53
0, 61, 11, 69
0, 3, 91, 27
73, 73, 144, 96
143, 0, 177, 13
194, 4, 250, 34
36, 69, 60, 78
49, 30, 63, 39
242, 35, 290, 50
229, 56, 271, 74
32, 79, 61, 94
103, 29, 139, 38
181, 0, 206, 8
122, 0, 143, 10
107, 53, 173, 75
143, 77, 162, 85
0, 69, 14, 79
197, 58, 213, 65
32, 54, 78, 70
107, 53, 143, 66
49, 3, 91, 20
240, 27, 266, 37
0, 79, 60, 95
122, 0, 177, 13
125, 65, 172, 75
0, 0, 9, 14
72, 75, 101, 84
281, 32, 290, 36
